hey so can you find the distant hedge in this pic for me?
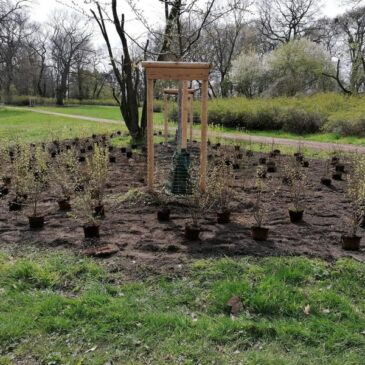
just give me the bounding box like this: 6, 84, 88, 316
167, 93, 365, 136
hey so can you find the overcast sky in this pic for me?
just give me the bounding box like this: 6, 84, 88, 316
28, 0, 350, 48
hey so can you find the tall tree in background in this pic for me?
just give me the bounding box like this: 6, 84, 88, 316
258, 0, 320, 45
49, 11, 92, 105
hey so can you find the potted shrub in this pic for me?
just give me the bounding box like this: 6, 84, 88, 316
9, 143, 30, 211
0, 144, 11, 196
151, 188, 171, 222
251, 180, 269, 241
320, 160, 332, 186
72, 190, 101, 238
86, 145, 109, 218
50, 148, 79, 211
209, 159, 234, 224
24, 146, 49, 229
341, 156, 365, 251
287, 160, 307, 223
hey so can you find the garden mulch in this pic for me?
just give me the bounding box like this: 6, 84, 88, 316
0, 140, 364, 280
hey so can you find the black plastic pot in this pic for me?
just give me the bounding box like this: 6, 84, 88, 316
58, 199, 71, 211
80, 148, 86, 154
273, 149, 281, 155
108, 146, 114, 152
234, 145, 240, 151
121, 147, 127, 153
2, 176, 11, 185
341, 235, 361, 251
267, 166, 277, 173
302, 160, 309, 168
217, 210, 231, 224
335, 164, 345, 172
321, 177, 332, 186
0, 186, 9, 196
246, 150, 253, 157
289, 209, 304, 223
87, 145, 93, 151
332, 172, 342, 181
83, 224, 100, 238
251, 226, 269, 241
9, 200, 22, 211
157, 207, 171, 222
259, 157, 266, 165
28, 215, 45, 229
185, 223, 201, 241
109, 156, 116, 163
78, 156, 86, 163
126, 151, 133, 158
233, 163, 240, 170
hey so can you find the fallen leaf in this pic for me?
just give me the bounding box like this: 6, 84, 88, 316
304, 304, 311, 315
227, 296, 243, 316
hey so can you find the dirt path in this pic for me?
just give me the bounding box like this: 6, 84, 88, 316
8, 106, 365, 153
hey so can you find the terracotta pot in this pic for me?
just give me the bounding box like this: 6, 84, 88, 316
157, 207, 171, 222
217, 210, 231, 224
185, 223, 201, 241
341, 235, 361, 251
321, 177, 332, 186
28, 215, 45, 229
9, 200, 22, 211
58, 199, 71, 211
83, 224, 100, 238
251, 226, 269, 241
289, 209, 304, 223
335, 164, 345, 172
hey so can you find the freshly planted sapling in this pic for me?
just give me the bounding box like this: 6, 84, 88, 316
86, 145, 109, 217
24, 146, 49, 229
251, 179, 269, 241
208, 157, 235, 224
287, 158, 307, 223
341, 155, 365, 250
51, 148, 79, 211
9, 143, 31, 211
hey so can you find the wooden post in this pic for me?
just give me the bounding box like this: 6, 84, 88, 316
199, 80, 209, 192
147, 78, 154, 192
163, 94, 168, 143
181, 80, 188, 150
189, 95, 193, 144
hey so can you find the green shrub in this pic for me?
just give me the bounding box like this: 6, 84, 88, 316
281, 108, 324, 134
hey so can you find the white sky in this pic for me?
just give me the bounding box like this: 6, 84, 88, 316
27, 0, 350, 49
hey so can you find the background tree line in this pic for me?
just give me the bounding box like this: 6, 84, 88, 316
1, 0, 365, 134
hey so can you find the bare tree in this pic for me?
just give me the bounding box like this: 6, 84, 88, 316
258, 0, 320, 45
49, 11, 92, 105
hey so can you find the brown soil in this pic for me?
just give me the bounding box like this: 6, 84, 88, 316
1, 139, 364, 280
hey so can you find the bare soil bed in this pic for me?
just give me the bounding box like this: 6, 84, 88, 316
0, 137, 364, 279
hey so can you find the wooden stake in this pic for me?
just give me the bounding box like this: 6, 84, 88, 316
163, 94, 168, 143
181, 80, 189, 150
147, 78, 154, 192
199, 80, 209, 192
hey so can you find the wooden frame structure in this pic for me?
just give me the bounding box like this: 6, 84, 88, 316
163, 88, 195, 144
142, 61, 211, 193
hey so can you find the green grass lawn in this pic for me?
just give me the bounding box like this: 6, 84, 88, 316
0, 250, 364, 365
0, 109, 123, 144
31, 105, 365, 147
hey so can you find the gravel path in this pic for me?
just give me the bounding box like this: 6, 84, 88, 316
8, 106, 365, 153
